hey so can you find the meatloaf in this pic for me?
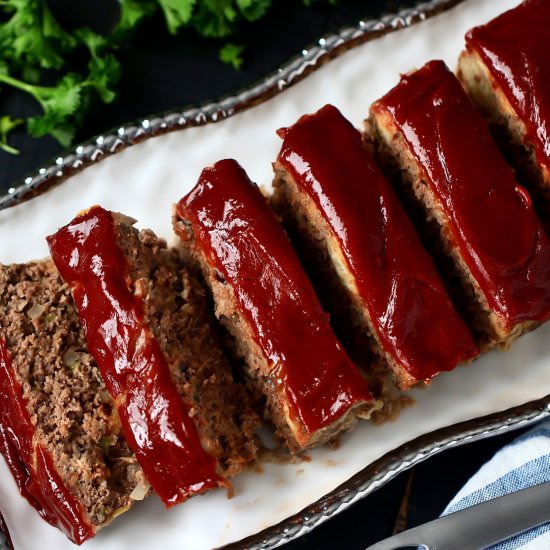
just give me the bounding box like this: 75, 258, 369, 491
458, 0, 550, 227
0, 259, 148, 544
368, 60, 550, 349
272, 104, 478, 391
174, 159, 378, 452
47, 206, 258, 507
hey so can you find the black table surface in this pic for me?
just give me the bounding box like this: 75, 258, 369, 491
0, 1, 531, 548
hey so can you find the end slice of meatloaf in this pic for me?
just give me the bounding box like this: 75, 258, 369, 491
272, 104, 478, 391
174, 159, 378, 452
47, 206, 258, 507
0, 260, 148, 545
368, 60, 550, 350
458, 0, 550, 228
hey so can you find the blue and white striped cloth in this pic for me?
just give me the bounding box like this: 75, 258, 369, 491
442, 420, 550, 549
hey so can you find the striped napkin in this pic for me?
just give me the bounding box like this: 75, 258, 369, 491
442, 420, 550, 549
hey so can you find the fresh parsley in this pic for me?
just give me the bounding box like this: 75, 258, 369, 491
0, 0, 340, 153
0, 0, 76, 71
156, 0, 195, 34
0, 0, 121, 150
0, 115, 22, 154
219, 42, 245, 70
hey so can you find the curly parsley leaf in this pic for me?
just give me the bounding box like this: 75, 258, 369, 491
22, 73, 84, 146
0, 58, 120, 148
219, 42, 244, 69
0, 0, 76, 70
191, 0, 235, 37
0, 115, 22, 154
87, 54, 122, 104
236, 0, 271, 21
75, 28, 122, 103
74, 27, 109, 57
116, 0, 156, 35
156, 0, 195, 34
120, 0, 274, 36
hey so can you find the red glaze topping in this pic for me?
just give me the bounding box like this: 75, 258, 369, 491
466, 0, 550, 169
47, 206, 225, 507
372, 60, 550, 329
0, 337, 94, 545
277, 104, 478, 383
175, 159, 372, 437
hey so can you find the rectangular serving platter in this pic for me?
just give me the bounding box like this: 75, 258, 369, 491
1, 0, 547, 548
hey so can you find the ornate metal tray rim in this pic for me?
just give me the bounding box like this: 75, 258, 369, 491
228, 397, 550, 549
3, 1, 547, 549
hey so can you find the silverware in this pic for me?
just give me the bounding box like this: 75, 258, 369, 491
366, 480, 550, 550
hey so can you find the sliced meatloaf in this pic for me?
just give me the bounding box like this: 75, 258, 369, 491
368, 60, 550, 349
458, 0, 550, 228
272, 104, 478, 391
47, 206, 258, 507
0, 260, 148, 544
174, 158, 378, 452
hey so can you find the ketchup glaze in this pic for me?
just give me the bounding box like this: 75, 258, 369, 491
0, 338, 94, 545
176, 159, 373, 442
277, 104, 478, 384
47, 206, 225, 507
372, 60, 550, 329
466, 0, 550, 170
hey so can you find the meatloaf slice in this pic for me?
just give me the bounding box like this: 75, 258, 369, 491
368, 60, 550, 349
458, 0, 550, 228
272, 104, 478, 391
0, 260, 148, 544
47, 207, 258, 507
174, 159, 378, 452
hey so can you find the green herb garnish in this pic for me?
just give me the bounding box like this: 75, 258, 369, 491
219, 42, 245, 70
0, 0, 339, 153
0, 115, 22, 154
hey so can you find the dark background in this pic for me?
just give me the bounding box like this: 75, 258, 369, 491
0, 1, 529, 548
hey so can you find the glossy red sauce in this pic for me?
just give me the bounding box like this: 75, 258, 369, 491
0, 337, 94, 544
466, 0, 550, 169
47, 206, 225, 507
277, 104, 478, 383
175, 159, 373, 439
372, 60, 550, 329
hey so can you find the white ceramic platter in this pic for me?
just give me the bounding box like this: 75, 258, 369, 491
1, 0, 546, 548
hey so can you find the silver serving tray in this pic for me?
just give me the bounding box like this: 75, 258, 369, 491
2, 0, 548, 548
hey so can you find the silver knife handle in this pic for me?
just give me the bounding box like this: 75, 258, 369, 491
366, 480, 550, 550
